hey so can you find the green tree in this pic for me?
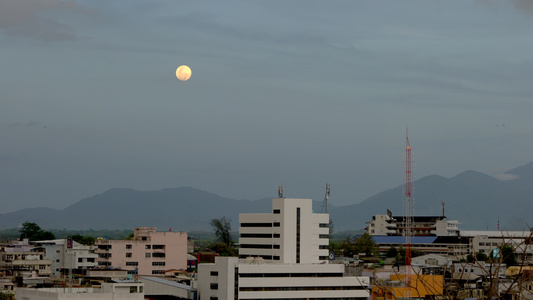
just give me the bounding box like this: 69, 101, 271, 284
0, 291, 14, 300
476, 251, 489, 262
500, 244, 517, 266
385, 246, 399, 258
79, 236, 96, 245
210, 217, 234, 246
19, 222, 55, 241
70, 234, 95, 245
70, 234, 84, 243
209, 217, 236, 256
353, 233, 378, 256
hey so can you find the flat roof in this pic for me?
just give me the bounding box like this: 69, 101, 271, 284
140, 277, 194, 291
372, 236, 438, 244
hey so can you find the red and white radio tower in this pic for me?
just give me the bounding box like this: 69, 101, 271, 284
404, 129, 413, 291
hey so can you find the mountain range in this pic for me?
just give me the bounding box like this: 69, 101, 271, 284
1, 162, 532, 232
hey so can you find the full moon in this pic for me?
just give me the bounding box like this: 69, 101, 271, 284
176, 65, 192, 81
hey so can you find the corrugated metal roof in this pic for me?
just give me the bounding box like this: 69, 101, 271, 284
372, 236, 438, 244
140, 276, 195, 291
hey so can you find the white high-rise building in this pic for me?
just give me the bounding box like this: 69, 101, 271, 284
239, 198, 330, 264
198, 197, 370, 300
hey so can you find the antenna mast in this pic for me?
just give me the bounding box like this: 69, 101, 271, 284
320, 183, 330, 213
404, 129, 413, 293
278, 185, 284, 198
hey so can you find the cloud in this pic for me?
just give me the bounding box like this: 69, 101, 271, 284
0, 0, 87, 41
492, 172, 520, 181
481, 0, 533, 14
0, 121, 37, 128
510, 0, 533, 13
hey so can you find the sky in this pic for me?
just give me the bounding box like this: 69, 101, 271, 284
1, 0, 533, 213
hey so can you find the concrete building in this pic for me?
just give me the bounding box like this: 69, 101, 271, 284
15, 282, 143, 300
199, 257, 369, 300
95, 227, 187, 276
372, 236, 470, 258
33, 239, 98, 277
411, 254, 453, 267
239, 197, 329, 264
141, 276, 196, 299
452, 262, 507, 279
199, 197, 370, 300
461, 230, 533, 261
0, 240, 52, 277
367, 210, 460, 237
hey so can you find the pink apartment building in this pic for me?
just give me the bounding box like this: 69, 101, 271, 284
95, 227, 187, 276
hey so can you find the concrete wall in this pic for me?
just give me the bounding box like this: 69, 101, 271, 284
96, 228, 187, 276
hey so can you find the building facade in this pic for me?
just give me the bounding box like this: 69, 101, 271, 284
367, 210, 460, 237
95, 227, 187, 276
199, 197, 370, 300
0, 239, 52, 277
239, 197, 330, 264
34, 239, 98, 277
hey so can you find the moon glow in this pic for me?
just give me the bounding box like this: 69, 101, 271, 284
176, 65, 192, 81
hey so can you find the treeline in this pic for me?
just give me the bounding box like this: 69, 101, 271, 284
0, 223, 133, 242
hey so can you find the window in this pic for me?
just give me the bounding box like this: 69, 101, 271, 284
126, 262, 138, 266
210, 297, 218, 300
145, 245, 151, 249
240, 233, 272, 238
56, 250, 60, 253
273, 256, 280, 260
152, 245, 165, 249
142, 237, 147, 241
152, 253, 165, 258
126, 244, 132, 249
87, 258, 95, 263
273, 222, 280, 227
78, 258, 83, 262
240, 223, 272, 227
273, 245, 280, 249
273, 209, 280, 214
152, 262, 166, 266
273, 233, 280, 238
240, 244, 273, 249
39, 265, 46, 270
146, 253, 151, 258
126, 253, 132, 258
319, 234, 329, 239
210, 283, 218, 290
152, 270, 164, 275
210, 271, 219, 276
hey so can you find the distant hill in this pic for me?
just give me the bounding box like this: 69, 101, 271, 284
1, 162, 532, 232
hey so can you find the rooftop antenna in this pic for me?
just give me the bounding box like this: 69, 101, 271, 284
320, 183, 330, 213
442, 200, 445, 217
278, 185, 284, 198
